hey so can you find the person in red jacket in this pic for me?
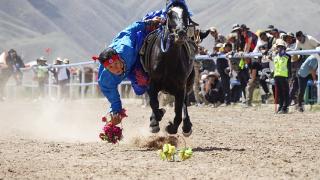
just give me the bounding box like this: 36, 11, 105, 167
240, 24, 258, 53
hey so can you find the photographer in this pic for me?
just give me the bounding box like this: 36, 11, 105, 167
204, 72, 224, 106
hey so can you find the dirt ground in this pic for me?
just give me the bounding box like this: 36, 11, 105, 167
0, 98, 320, 179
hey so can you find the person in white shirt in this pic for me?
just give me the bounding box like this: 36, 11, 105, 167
55, 57, 69, 99
253, 31, 270, 53
295, 31, 320, 50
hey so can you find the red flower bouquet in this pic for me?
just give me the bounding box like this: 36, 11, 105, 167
99, 109, 127, 144
99, 123, 123, 144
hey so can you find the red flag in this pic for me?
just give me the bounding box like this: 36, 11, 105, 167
45, 48, 51, 54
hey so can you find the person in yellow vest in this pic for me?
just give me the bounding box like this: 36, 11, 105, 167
273, 39, 291, 114
33, 56, 49, 99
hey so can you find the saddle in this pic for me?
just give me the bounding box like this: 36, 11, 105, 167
139, 30, 197, 73
139, 30, 158, 73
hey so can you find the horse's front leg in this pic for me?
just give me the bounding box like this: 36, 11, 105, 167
182, 94, 192, 137
148, 83, 166, 133
165, 89, 185, 134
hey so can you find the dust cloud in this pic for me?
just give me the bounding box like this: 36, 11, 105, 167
0, 99, 104, 142
0, 98, 159, 143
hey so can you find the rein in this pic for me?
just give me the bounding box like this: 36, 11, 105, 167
160, 18, 172, 53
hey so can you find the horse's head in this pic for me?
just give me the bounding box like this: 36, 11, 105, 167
166, 5, 189, 44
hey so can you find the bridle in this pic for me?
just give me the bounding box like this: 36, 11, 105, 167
160, 6, 190, 53
160, 17, 173, 53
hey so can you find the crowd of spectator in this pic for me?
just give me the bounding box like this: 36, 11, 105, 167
193, 24, 319, 113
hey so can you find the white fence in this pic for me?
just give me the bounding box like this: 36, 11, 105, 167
5, 61, 97, 99
3, 49, 320, 103
5, 61, 131, 100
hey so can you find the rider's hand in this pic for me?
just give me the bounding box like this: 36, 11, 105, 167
147, 17, 163, 26
154, 17, 166, 24
108, 109, 128, 125
151, 16, 161, 22
110, 113, 122, 125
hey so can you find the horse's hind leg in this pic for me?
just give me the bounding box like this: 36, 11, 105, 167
182, 95, 192, 137
148, 83, 166, 133
165, 89, 185, 134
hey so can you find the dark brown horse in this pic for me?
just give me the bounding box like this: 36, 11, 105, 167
142, 4, 197, 136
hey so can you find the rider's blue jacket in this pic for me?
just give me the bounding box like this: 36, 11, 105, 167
98, 21, 149, 113
98, 0, 191, 113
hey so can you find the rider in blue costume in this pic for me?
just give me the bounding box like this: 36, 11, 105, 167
94, 0, 192, 123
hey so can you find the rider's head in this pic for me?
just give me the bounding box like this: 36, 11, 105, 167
98, 48, 124, 75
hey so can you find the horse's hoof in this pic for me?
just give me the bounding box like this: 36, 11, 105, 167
165, 122, 178, 135
182, 121, 192, 137
182, 128, 192, 137
150, 126, 160, 133
149, 120, 160, 133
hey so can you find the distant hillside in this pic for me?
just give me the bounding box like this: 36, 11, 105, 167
0, 0, 319, 63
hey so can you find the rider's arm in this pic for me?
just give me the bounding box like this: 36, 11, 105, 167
98, 64, 122, 113
111, 21, 147, 45
125, 21, 147, 32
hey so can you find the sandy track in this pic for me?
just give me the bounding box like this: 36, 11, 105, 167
0, 99, 320, 179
